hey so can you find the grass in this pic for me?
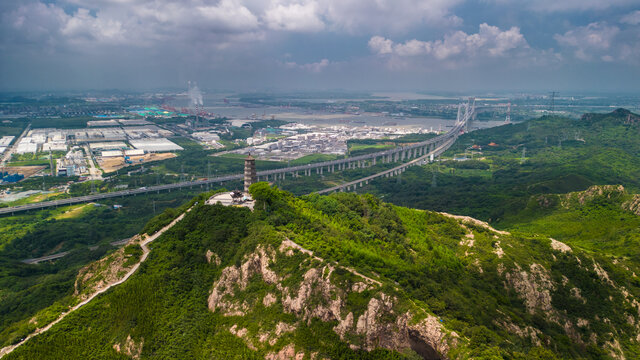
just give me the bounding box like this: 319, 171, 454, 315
52, 204, 92, 220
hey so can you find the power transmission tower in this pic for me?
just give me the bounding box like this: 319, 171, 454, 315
550, 91, 558, 114
520, 147, 527, 164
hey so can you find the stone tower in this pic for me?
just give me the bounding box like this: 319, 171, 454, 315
244, 154, 257, 194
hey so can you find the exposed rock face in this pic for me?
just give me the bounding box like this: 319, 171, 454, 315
493, 241, 504, 258
549, 238, 572, 253
561, 185, 626, 208
113, 335, 143, 359
440, 212, 510, 235
265, 344, 305, 360
623, 195, 640, 216
494, 319, 542, 346
206, 250, 221, 266
263, 293, 277, 307
593, 261, 614, 286
505, 263, 555, 315
74, 244, 141, 302
208, 240, 457, 359
578, 185, 625, 205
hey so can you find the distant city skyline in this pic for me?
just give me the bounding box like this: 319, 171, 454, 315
1, 0, 639, 92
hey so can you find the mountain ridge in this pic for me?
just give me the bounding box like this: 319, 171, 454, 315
5, 184, 640, 359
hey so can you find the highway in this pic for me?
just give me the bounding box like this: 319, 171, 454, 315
0, 99, 474, 215
316, 136, 457, 195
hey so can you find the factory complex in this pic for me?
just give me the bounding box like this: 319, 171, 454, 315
13, 125, 181, 156
233, 124, 434, 161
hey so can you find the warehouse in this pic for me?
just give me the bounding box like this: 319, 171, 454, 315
129, 138, 183, 152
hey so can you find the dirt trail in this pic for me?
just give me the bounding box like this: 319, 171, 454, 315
0, 209, 190, 358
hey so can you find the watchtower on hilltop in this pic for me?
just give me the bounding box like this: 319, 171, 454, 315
244, 154, 257, 194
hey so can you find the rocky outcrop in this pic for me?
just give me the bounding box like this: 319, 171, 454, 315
113, 335, 143, 359
494, 319, 542, 346
623, 194, 640, 216
208, 240, 457, 359
206, 250, 221, 266
74, 244, 142, 302
549, 238, 572, 253
440, 212, 510, 235
505, 263, 555, 315
561, 185, 626, 208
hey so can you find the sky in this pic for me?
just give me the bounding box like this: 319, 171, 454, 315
1, 0, 639, 93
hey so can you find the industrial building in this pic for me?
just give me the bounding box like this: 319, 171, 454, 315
129, 138, 183, 152
89, 142, 128, 151
56, 149, 88, 176
87, 120, 119, 127
0, 136, 14, 147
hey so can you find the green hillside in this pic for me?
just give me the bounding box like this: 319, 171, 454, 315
364, 109, 639, 222
6, 184, 640, 359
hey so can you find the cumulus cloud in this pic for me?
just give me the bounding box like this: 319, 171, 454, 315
284, 58, 330, 72
322, 0, 462, 33
265, 1, 324, 32
621, 10, 640, 25
489, 0, 637, 13
3, 0, 464, 51
369, 23, 528, 60
554, 22, 620, 61
368, 36, 394, 55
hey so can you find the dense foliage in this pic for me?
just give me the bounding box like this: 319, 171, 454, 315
7, 185, 640, 359
0, 189, 205, 347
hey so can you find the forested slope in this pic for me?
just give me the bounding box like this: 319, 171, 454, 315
6, 184, 640, 359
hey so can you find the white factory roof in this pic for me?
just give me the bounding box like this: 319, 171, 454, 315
42, 142, 68, 152
101, 150, 123, 157
129, 138, 183, 152
89, 141, 128, 150
124, 149, 145, 156
88, 120, 119, 127
0, 136, 15, 147
16, 142, 38, 154
0, 147, 6, 154
119, 119, 151, 126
